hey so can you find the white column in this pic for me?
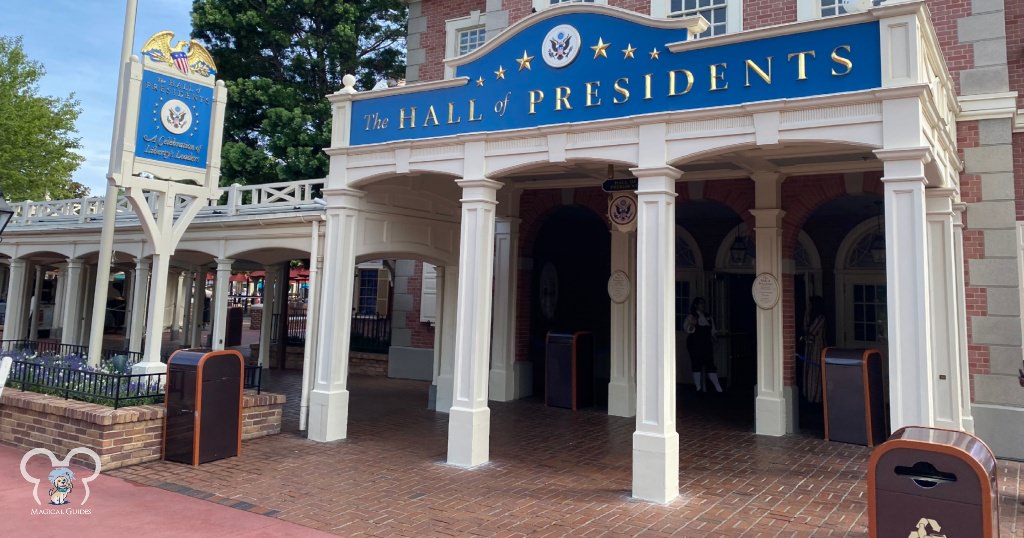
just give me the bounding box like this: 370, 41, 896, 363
123, 269, 135, 344
211, 258, 234, 350
489, 216, 520, 402
952, 202, 974, 433
630, 166, 681, 503
128, 258, 151, 354
5, 259, 28, 341
257, 269, 276, 368
60, 259, 83, 346
878, 151, 934, 430
430, 266, 446, 409
190, 268, 204, 348
181, 270, 195, 346
134, 250, 171, 373
51, 265, 66, 339
28, 265, 44, 340
751, 172, 787, 436
436, 265, 458, 413
308, 189, 362, 442
608, 229, 637, 417
79, 264, 94, 351
447, 178, 501, 467
926, 189, 964, 430
170, 271, 184, 342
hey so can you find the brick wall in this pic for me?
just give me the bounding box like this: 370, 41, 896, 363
350, 352, 389, 376
0, 390, 285, 470
406, 261, 436, 349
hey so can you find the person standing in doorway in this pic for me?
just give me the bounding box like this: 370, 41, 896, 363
685, 297, 723, 393
803, 296, 827, 403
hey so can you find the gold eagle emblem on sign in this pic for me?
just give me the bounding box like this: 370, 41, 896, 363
141, 31, 217, 77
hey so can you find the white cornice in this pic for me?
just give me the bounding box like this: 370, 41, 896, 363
1016, 109, 1024, 133
666, 0, 927, 53
957, 92, 1019, 123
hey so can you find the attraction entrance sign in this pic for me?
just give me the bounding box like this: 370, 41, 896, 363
320, 1, 964, 505
346, 7, 881, 146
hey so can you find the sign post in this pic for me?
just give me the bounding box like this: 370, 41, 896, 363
108, 33, 228, 374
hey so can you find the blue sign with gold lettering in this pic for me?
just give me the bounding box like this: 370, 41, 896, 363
136, 70, 214, 169
350, 13, 880, 146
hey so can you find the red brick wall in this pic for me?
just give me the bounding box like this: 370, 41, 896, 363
0, 390, 284, 470
406, 261, 436, 349
929, 0, 975, 96
419, 0, 489, 82
515, 188, 609, 363
743, 0, 796, 31
957, 122, 990, 381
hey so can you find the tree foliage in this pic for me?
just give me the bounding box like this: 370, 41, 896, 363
192, 0, 407, 185
0, 36, 86, 201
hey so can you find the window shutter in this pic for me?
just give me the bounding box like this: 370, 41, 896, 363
420, 263, 437, 323
375, 268, 391, 316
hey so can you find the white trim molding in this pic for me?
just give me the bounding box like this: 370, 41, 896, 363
534, 0, 608, 12
957, 91, 1019, 122
445, 11, 489, 79
651, 0, 742, 35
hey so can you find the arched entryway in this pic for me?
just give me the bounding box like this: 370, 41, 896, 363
528, 205, 611, 407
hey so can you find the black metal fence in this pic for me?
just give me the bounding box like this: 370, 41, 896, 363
351, 315, 391, 354
0, 340, 145, 365
6, 360, 165, 409
269, 313, 308, 344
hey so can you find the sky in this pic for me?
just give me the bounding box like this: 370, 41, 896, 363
0, 0, 194, 196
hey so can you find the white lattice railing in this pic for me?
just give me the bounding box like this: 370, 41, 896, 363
8, 178, 326, 228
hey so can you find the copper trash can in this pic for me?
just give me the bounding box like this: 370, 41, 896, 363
163, 349, 244, 466
821, 347, 887, 446
868, 426, 999, 537
545, 331, 594, 410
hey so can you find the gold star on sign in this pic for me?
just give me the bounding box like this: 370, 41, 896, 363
591, 38, 611, 59
622, 44, 636, 59
494, 65, 506, 79
516, 50, 534, 71
476, 76, 485, 87
649, 48, 661, 60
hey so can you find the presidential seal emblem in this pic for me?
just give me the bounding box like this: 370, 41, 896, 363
141, 31, 218, 77
542, 24, 581, 68
608, 193, 638, 232
161, 99, 193, 135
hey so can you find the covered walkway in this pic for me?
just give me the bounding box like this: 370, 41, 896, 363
106, 375, 1024, 536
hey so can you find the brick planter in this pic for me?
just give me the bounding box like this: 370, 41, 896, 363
0, 389, 286, 470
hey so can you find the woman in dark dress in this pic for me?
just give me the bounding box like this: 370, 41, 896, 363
685, 297, 722, 393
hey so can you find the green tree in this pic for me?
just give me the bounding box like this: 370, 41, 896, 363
192, 0, 407, 185
0, 36, 85, 201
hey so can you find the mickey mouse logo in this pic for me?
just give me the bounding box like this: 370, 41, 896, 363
20, 448, 102, 506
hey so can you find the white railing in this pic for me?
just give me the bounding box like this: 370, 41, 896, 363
7, 178, 326, 228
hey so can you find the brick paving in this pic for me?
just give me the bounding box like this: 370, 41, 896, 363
106, 374, 1024, 537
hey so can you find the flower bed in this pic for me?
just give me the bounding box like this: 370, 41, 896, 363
3, 351, 164, 408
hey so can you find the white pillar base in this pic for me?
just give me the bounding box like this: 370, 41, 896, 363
608, 380, 636, 418
962, 416, 975, 435
436, 373, 454, 414
131, 361, 167, 375
784, 385, 799, 434
513, 361, 533, 399
632, 430, 679, 503
308, 389, 350, 442
488, 369, 513, 402
755, 393, 787, 437
446, 406, 490, 467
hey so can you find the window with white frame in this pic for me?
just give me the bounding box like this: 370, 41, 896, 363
445, 11, 489, 78
532, 0, 607, 11
663, 0, 740, 38
797, 0, 887, 21
457, 26, 487, 56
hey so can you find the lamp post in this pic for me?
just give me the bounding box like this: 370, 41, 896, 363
0, 190, 15, 239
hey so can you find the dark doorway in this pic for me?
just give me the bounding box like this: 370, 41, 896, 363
529, 205, 611, 408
